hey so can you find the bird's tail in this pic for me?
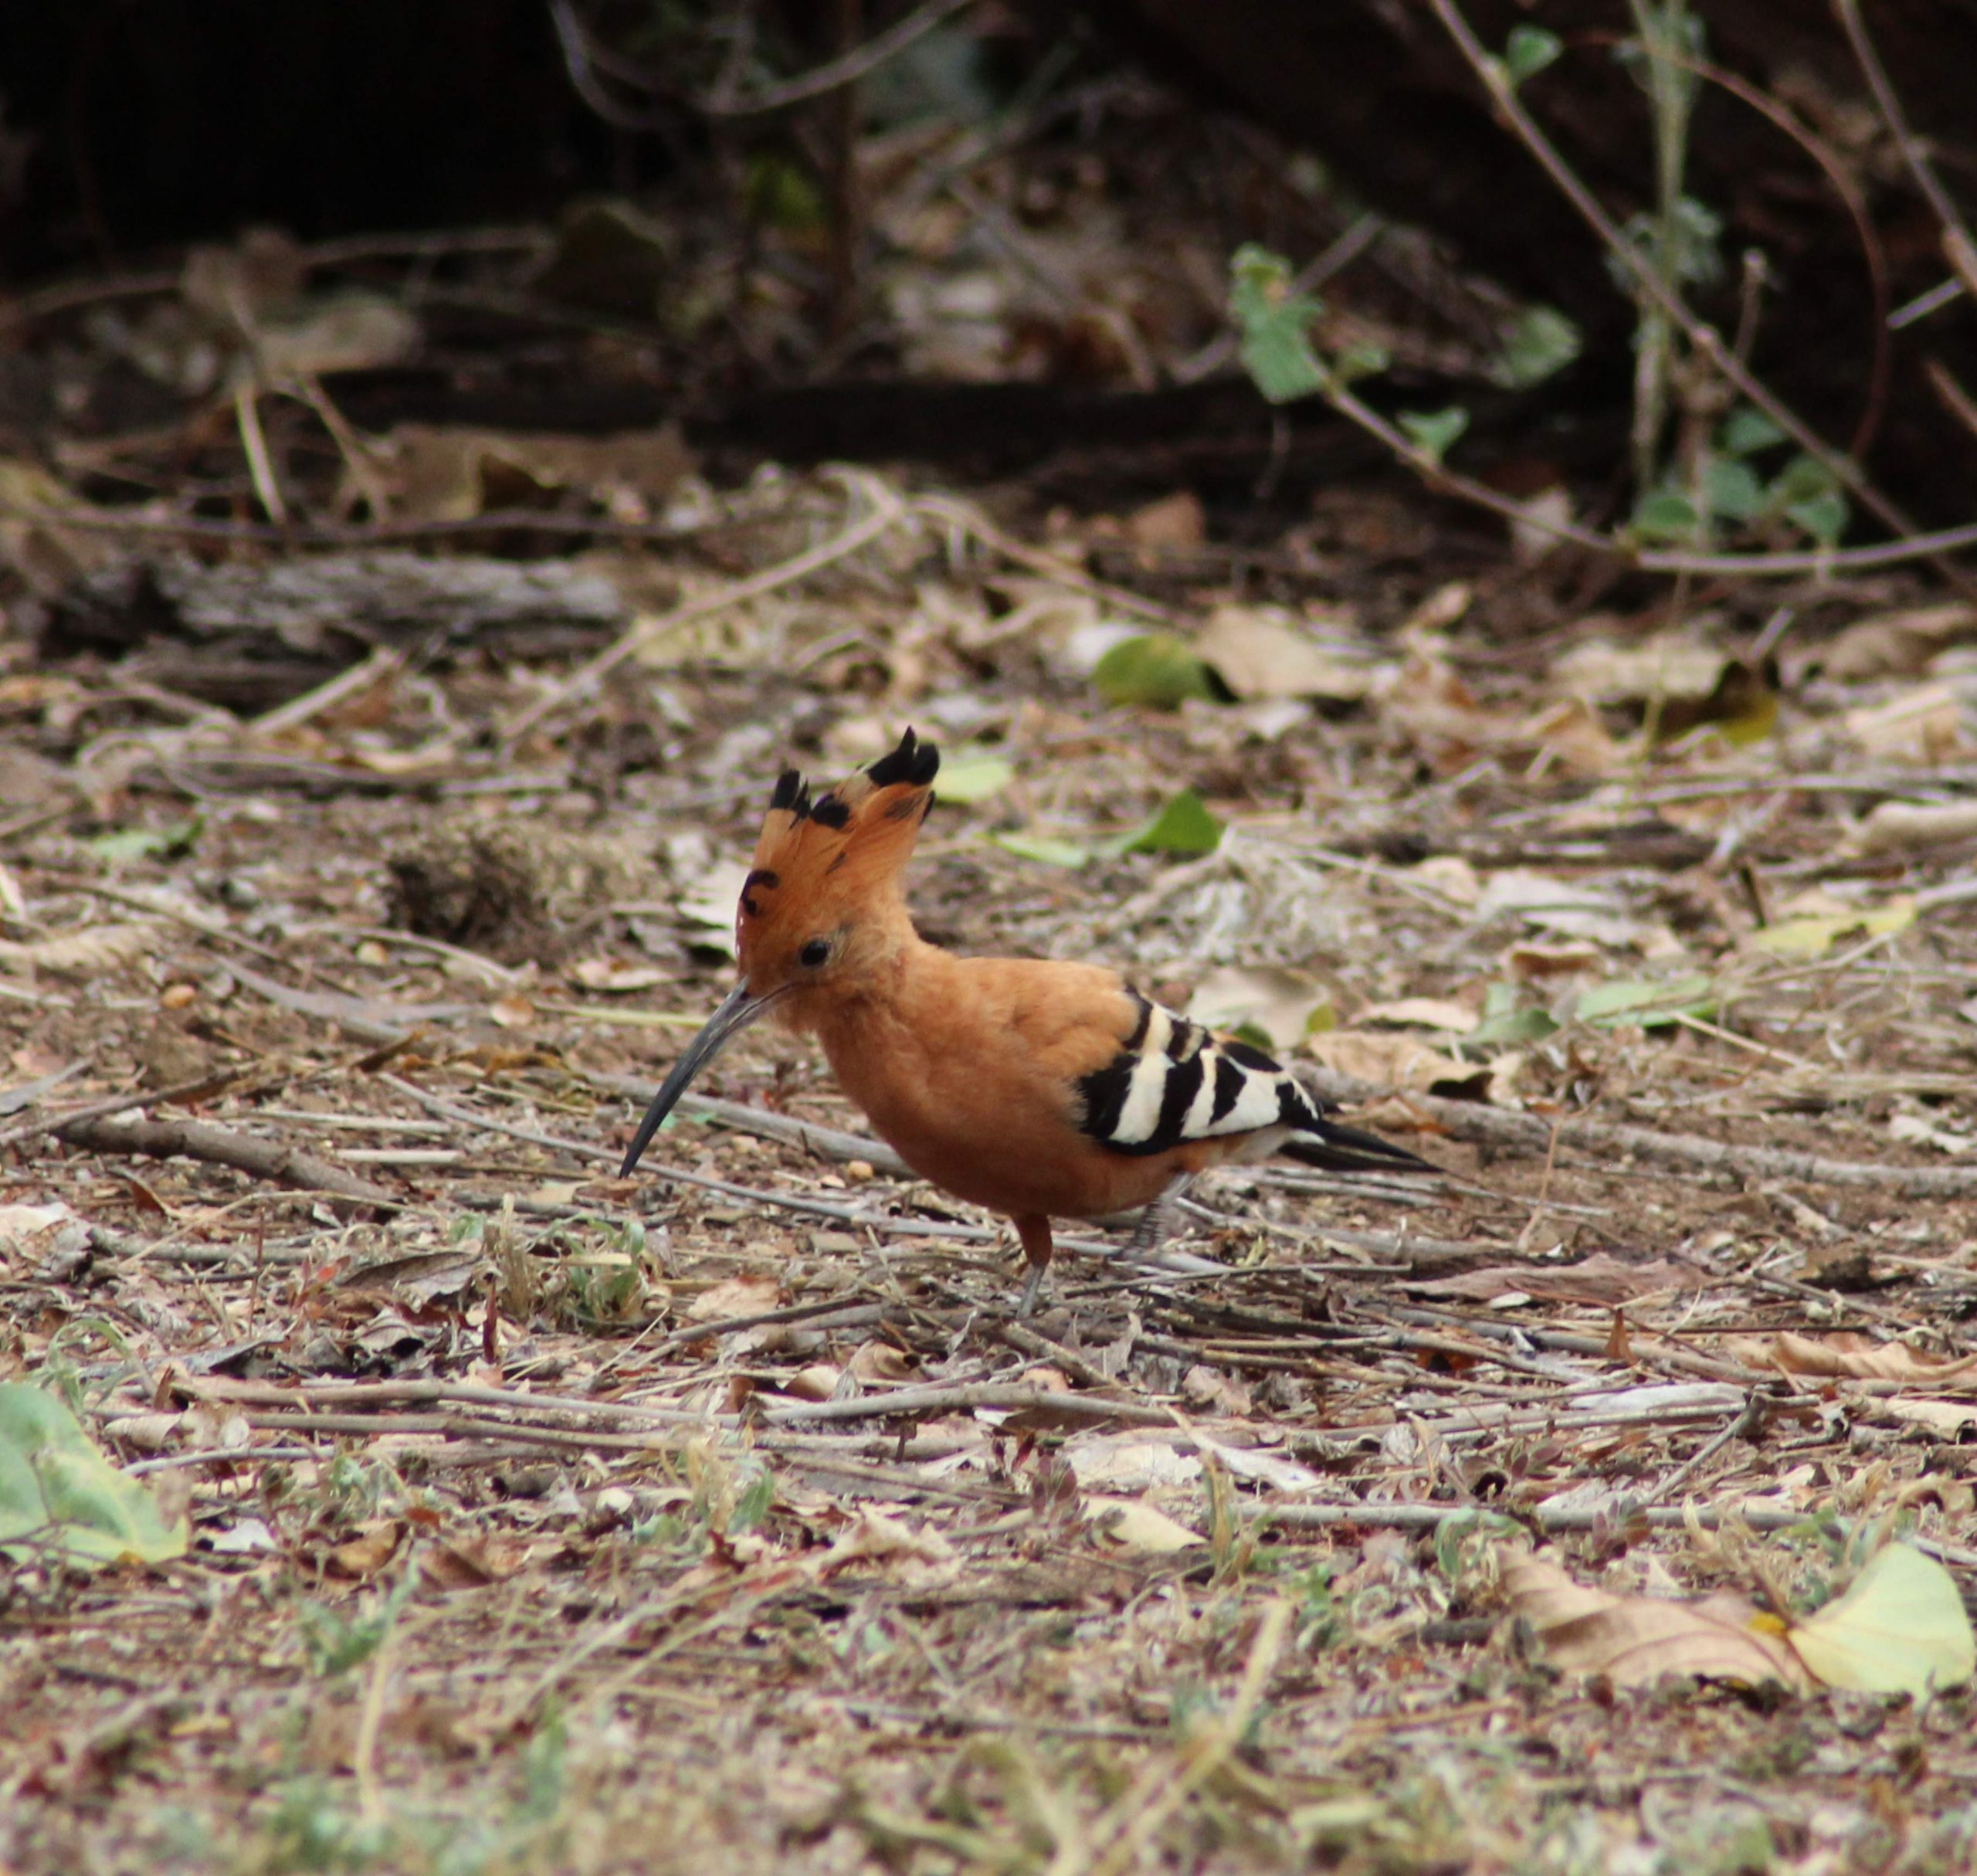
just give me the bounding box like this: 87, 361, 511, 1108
1281, 1116, 1433, 1177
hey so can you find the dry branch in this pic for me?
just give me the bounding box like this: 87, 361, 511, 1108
55, 1114, 396, 1206
1302, 1067, 1977, 1199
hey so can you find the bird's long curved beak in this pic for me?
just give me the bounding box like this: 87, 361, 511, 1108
619, 982, 779, 1177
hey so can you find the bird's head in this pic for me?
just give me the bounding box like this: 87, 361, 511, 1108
619, 728, 940, 1175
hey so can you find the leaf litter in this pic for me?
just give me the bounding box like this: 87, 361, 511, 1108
4, 202, 1977, 1876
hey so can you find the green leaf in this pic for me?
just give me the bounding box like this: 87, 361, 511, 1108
1574, 974, 1717, 1030
1787, 491, 1850, 546
1720, 408, 1786, 456
1093, 633, 1221, 709
1122, 789, 1224, 857
1490, 306, 1581, 388
1330, 339, 1391, 384
90, 816, 203, 863
1751, 897, 1913, 961
933, 752, 1014, 805
1769, 452, 1839, 505
1504, 25, 1564, 86
1399, 406, 1470, 465
991, 832, 1090, 869
1229, 244, 1328, 405
1704, 458, 1764, 522
0, 1382, 189, 1567
1788, 1544, 1975, 1695
1629, 488, 1701, 543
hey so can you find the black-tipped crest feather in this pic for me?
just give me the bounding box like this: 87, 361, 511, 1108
866, 728, 940, 790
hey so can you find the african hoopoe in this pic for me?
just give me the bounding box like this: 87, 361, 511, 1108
621, 729, 1430, 1311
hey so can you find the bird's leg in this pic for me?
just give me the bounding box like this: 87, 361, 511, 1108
1127, 1174, 1192, 1260
1014, 1213, 1053, 1318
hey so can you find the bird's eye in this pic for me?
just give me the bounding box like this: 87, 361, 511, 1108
799, 938, 831, 969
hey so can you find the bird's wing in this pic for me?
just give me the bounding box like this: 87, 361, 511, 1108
1071, 988, 1312, 1157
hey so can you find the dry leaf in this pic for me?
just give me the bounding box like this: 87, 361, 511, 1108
1726, 1331, 1977, 1385
1880, 1399, 1977, 1435
1502, 1552, 1808, 1691
1307, 1030, 1490, 1099
1786, 1545, 1975, 1695
1194, 606, 1381, 702
1084, 1496, 1201, 1554
1358, 996, 1479, 1033
1124, 490, 1206, 550
1849, 799, 1977, 856
0, 921, 160, 978
329, 1519, 404, 1579
1188, 964, 1332, 1051
1816, 603, 1975, 681
686, 1274, 783, 1323
1845, 680, 1974, 763
1063, 1436, 1202, 1492
571, 957, 671, 994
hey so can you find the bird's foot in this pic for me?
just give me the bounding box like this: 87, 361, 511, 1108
1016, 1264, 1048, 1318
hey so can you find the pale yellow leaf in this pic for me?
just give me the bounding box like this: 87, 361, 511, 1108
1787, 1545, 1975, 1695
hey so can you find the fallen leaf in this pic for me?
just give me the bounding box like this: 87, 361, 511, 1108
1063, 1436, 1202, 1493
1188, 965, 1332, 1051
570, 957, 672, 994
1750, 896, 1914, 960
1726, 1331, 1977, 1385
0, 1382, 190, 1568
329, 1519, 405, 1579
1849, 800, 1977, 856
1890, 1111, 1976, 1156
991, 832, 1090, 868
1193, 606, 1380, 702
1122, 789, 1223, 857
1358, 996, 1479, 1033
933, 751, 1015, 804
0, 921, 161, 978
686, 1274, 784, 1323
1786, 1545, 1975, 1695
1880, 1399, 1977, 1436
1815, 603, 1975, 681
1573, 973, 1717, 1030
1084, 1497, 1201, 1554
1501, 1551, 1808, 1691
814, 1508, 955, 1580
1845, 681, 1973, 763
1093, 633, 1222, 708
1124, 490, 1206, 550
1307, 1030, 1491, 1099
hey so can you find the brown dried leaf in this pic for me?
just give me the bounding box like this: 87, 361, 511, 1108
329, 1519, 405, 1579
1307, 1030, 1491, 1099
686, 1274, 784, 1323
1502, 1552, 1808, 1691
1727, 1332, 1977, 1385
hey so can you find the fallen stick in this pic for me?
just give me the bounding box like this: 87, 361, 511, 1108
55, 1114, 395, 1207
1302, 1067, 1977, 1199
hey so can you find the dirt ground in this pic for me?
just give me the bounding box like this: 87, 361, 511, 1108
0, 441, 1975, 1876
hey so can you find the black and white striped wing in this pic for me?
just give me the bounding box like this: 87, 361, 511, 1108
1076, 989, 1431, 1173
1075, 991, 1307, 1157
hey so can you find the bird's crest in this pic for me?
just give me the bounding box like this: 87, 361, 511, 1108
736, 728, 940, 960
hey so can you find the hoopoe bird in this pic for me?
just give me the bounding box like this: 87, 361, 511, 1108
621, 729, 1431, 1312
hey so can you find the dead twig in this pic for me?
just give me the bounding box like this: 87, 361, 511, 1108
1300, 1064, 1977, 1199
55, 1114, 395, 1208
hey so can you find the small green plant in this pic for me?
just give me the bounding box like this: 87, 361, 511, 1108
297, 1572, 413, 1678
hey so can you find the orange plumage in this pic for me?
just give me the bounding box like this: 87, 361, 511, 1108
622, 729, 1430, 1310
